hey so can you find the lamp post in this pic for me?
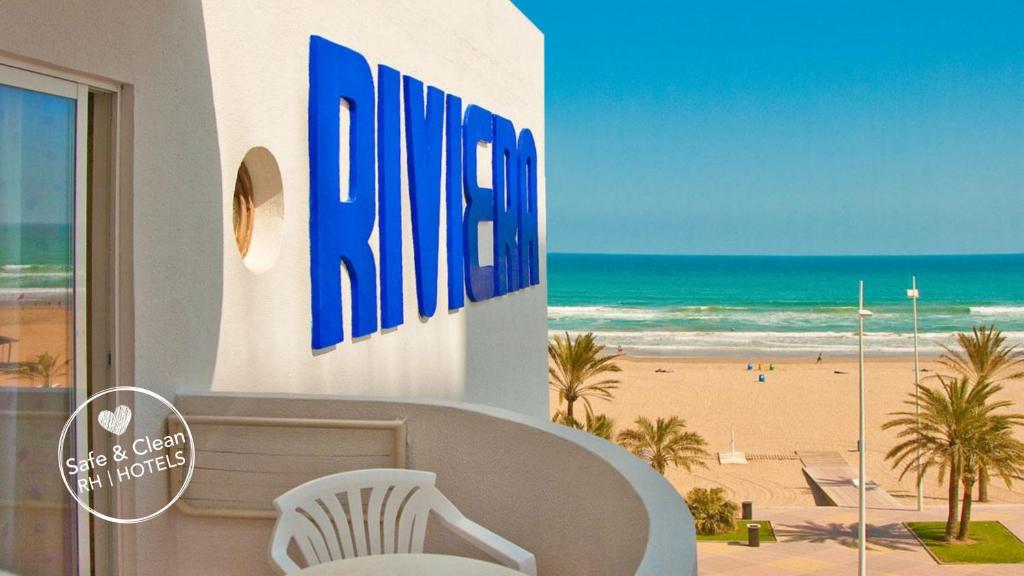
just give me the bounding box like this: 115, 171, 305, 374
907, 277, 923, 512
857, 281, 873, 576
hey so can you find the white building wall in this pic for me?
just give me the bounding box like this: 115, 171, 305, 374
0, 0, 547, 416
0, 2, 546, 573
202, 0, 547, 415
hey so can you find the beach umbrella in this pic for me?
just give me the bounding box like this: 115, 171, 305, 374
0, 335, 16, 363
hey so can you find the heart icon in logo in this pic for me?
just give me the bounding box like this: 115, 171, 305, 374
98, 405, 132, 436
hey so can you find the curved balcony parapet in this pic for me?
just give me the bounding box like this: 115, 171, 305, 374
173, 393, 698, 576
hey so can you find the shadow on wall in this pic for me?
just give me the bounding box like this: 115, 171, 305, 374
130, 2, 224, 401
801, 469, 838, 506
111, 2, 224, 574
462, 283, 547, 411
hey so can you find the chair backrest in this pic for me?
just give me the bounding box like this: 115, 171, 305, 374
270, 468, 441, 572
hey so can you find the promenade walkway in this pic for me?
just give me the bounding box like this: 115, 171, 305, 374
699, 504, 1024, 575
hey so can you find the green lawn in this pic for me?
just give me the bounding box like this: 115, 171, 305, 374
907, 521, 1024, 564
696, 520, 776, 543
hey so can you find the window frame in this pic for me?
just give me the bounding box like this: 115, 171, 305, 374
0, 59, 127, 576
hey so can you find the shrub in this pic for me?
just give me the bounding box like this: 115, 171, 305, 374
686, 487, 738, 535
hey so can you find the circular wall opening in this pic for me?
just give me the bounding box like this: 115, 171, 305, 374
231, 147, 283, 273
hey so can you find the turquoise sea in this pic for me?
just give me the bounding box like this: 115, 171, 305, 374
548, 253, 1024, 357
0, 224, 72, 302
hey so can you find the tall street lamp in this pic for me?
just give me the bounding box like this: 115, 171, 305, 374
907, 276, 923, 512
857, 281, 873, 576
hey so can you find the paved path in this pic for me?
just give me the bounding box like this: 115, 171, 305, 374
799, 451, 905, 509
699, 504, 1024, 575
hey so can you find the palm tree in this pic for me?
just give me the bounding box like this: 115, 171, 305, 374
550, 410, 616, 440
939, 325, 1024, 502
883, 376, 1011, 541
13, 352, 69, 388
617, 416, 709, 475
548, 332, 622, 423
939, 325, 1024, 385
958, 418, 1024, 540
584, 413, 615, 440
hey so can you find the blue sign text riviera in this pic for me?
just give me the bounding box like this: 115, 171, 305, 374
308, 36, 540, 349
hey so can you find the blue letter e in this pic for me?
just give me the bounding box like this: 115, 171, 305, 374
462, 105, 495, 301
309, 36, 378, 349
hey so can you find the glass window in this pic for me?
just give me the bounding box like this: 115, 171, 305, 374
0, 75, 79, 576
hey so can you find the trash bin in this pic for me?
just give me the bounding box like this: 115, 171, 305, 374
747, 523, 760, 547
742, 501, 753, 520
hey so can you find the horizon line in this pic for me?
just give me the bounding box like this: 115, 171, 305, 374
548, 251, 1024, 258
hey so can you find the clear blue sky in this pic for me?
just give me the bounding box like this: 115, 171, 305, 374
512, 1, 1024, 255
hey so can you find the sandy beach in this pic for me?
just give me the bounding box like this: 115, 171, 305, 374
550, 354, 1024, 507
0, 304, 71, 387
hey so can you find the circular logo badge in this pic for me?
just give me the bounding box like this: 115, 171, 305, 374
57, 386, 195, 524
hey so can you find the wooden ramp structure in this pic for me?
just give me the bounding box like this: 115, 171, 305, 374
799, 451, 905, 509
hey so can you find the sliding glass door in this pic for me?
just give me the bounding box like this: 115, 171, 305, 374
0, 64, 87, 576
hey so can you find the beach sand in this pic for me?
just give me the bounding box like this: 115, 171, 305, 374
0, 304, 72, 387
550, 354, 1024, 507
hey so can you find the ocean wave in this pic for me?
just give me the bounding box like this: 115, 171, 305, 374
548, 304, 902, 328
970, 306, 1024, 317
0, 264, 70, 272
0, 271, 71, 279
0, 264, 72, 280
684, 309, 887, 326
549, 329, 1024, 357
0, 265, 73, 290
548, 305, 751, 320
547, 306, 665, 321
0, 288, 71, 304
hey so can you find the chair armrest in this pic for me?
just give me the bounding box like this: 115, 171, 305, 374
431, 494, 538, 575
269, 514, 303, 575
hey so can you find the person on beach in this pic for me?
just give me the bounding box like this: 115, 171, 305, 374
816, 353, 822, 364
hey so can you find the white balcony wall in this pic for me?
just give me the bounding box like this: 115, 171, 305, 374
173, 394, 698, 576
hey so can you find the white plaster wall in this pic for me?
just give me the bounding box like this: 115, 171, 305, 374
201, 0, 548, 416
0, 0, 546, 414
0, 2, 546, 573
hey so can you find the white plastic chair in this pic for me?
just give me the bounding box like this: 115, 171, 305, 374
269, 468, 537, 575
